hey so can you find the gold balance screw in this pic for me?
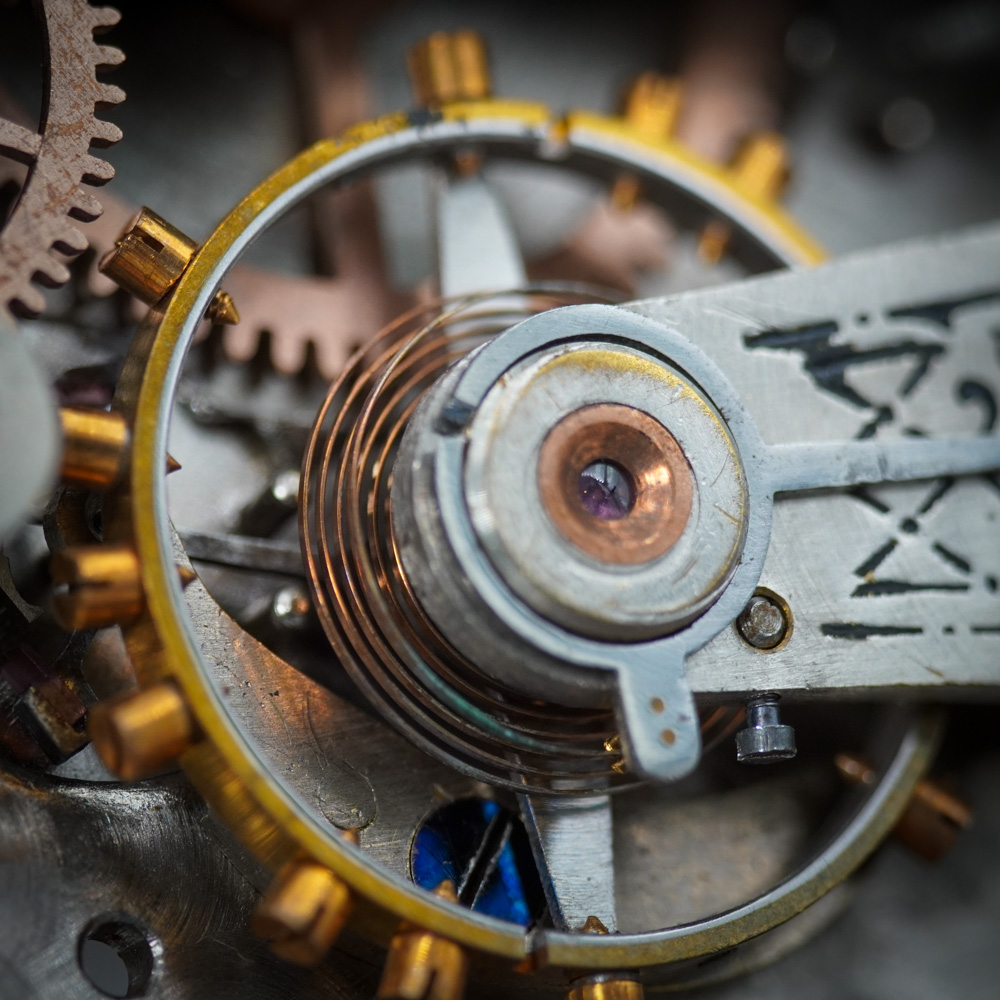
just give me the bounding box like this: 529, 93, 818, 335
88, 681, 196, 781
407, 30, 491, 109
251, 833, 358, 967
99, 206, 239, 325
50, 544, 144, 631
58, 407, 128, 490
566, 917, 645, 1000
50, 546, 192, 633
57, 405, 181, 491
612, 73, 683, 211
568, 981, 645, 1000
836, 752, 973, 861
699, 132, 790, 264
377, 880, 468, 1000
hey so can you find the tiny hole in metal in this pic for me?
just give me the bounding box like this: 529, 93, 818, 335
577, 459, 635, 521
78, 918, 155, 998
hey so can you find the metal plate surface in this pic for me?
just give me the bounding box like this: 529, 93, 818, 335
629, 224, 1000, 698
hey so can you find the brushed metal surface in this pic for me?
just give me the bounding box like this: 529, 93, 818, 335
627, 223, 1000, 697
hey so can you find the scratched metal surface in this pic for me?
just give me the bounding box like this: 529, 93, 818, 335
181, 568, 481, 879
630, 226, 1000, 698
0, 767, 384, 999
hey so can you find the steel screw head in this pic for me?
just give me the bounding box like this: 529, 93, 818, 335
270, 470, 300, 508
736, 593, 789, 649
735, 693, 797, 764
272, 585, 311, 630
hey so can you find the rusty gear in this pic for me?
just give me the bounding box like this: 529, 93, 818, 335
0, 0, 124, 317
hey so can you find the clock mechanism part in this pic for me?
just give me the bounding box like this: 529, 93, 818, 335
0, 3, 997, 999
0, 0, 123, 317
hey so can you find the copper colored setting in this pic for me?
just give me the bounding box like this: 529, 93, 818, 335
538, 403, 693, 565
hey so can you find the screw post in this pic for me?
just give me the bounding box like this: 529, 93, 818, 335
735, 692, 797, 764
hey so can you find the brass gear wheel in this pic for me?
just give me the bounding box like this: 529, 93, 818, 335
0, 0, 124, 317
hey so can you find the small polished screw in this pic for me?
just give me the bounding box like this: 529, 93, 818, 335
272, 585, 311, 630
237, 470, 300, 536
736, 593, 788, 649
735, 693, 797, 764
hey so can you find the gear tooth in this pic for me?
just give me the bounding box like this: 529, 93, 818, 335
1, 1, 125, 322
34, 255, 72, 287
53, 226, 90, 256
95, 83, 126, 109
68, 189, 105, 223
82, 155, 116, 186
88, 6, 122, 30
10, 283, 47, 318
90, 118, 123, 149
94, 43, 125, 68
